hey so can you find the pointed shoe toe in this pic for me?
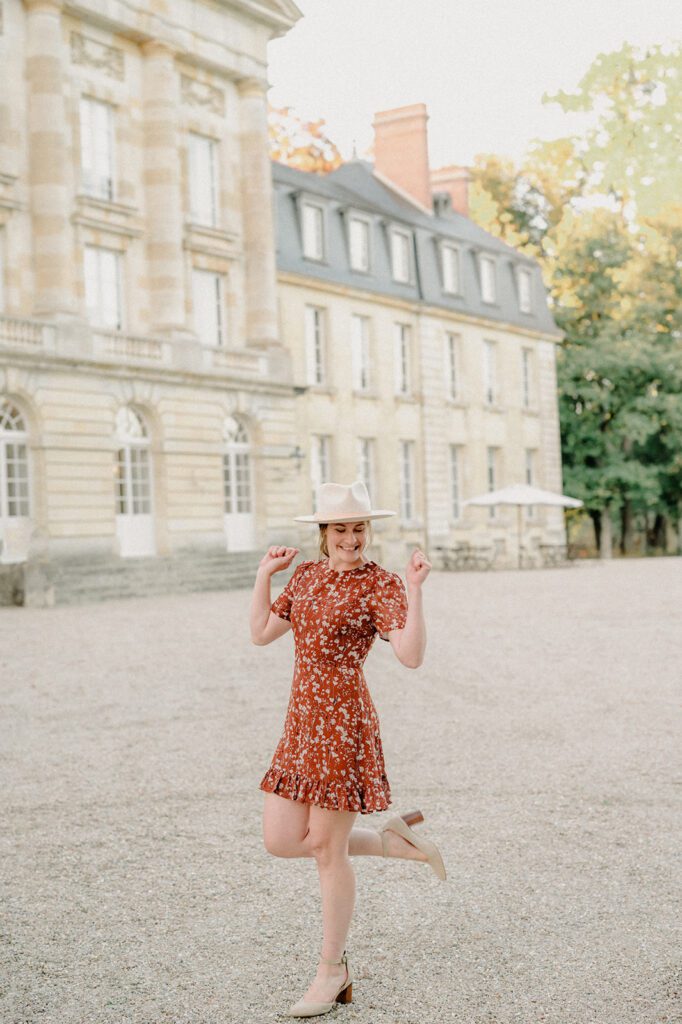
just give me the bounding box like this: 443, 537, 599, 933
380, 809, 447, 881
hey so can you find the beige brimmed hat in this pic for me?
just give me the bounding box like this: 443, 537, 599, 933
294, 480, 396, 523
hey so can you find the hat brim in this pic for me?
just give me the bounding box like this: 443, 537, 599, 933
293, 510, 396, 523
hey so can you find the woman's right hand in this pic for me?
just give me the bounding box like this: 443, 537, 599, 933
259, 545, 300, 576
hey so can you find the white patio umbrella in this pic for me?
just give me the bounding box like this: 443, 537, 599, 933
462, 483, 584, 568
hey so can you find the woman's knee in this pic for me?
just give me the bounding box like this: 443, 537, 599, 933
308, 834, 349, 867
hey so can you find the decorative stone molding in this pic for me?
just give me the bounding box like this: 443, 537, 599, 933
180, 74, 225, 115
71, 32, 125, 81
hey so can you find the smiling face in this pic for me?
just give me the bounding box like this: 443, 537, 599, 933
322, 520, 370, 567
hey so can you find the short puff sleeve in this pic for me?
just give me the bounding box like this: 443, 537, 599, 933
370, 571, 408, 640
270, 560, 314, 621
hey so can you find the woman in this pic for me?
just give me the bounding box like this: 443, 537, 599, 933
249, 480, 446, 1018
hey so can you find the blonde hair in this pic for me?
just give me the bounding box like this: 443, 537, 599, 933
318, 520, 373, 558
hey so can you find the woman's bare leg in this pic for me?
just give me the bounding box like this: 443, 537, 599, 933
262, 792, 426, 862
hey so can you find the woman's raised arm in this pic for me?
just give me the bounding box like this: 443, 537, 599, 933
387, 548, 431, 669
249, 546, 300, 646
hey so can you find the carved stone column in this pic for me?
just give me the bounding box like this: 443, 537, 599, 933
141, 40, 187, 337
238, 77, 279, 349
23, 0, 76, 317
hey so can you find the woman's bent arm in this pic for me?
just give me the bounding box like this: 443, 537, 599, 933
249, 546, 299, 645
389, 580, 425, 668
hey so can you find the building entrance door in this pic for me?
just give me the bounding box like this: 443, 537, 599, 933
114, 406, 156, 558
0, 401, 32, 564
223, 416, 255, 551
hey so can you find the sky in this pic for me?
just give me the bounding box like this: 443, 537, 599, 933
268, 0, 681, 169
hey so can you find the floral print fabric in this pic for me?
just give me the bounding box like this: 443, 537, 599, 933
259, 558, 409, 814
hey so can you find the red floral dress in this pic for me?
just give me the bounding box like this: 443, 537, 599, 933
259, 558, 408, 814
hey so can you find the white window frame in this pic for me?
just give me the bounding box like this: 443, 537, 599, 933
517, 267, 532, 313
441, 242, 460, 294
349, 215, 371, 272
394, 323, 411, 396
310, 434, 331, 512
445, 332, 460, 401
84, 245, 123, 330
304, 305, 326, 385
0, 401, 31, 521
192, 268, 226, 347
390, 228, 411, 283
449, 444, 462, 521
525, 448, 536, 519
356, 437, 376, 499
399, 440, 415, 522
479, 254, 497, 304
115, 406, 152, 517
302, 201, 325, 261
522, 347, 533, 409
486, 446, 498, 519
483, 340, 496, 406
188, 132, 219, 228
79, 95, 115, 201
351, 314, 371, 391
223, 418, 253, 515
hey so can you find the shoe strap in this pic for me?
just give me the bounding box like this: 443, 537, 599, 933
320, 949, 347, 965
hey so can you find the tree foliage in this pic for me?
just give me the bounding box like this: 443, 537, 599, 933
268, 105, 343, 174
470, 42, 682, 553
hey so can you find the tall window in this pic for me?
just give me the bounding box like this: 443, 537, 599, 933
351, 314, 371, 391
390, 229, 411, 283
394, 323, 411, 396
522, 347, 533, 408
304, 306, 326, 385
192, 269, 226, 346
483, 340, 496, 405
449, 444, 461, 520
0, 228, 5, 313
223, 417, 252, 514
349, 216, 370, 272
356, 438, 376, 499
441, 243, 460, 294
310, 434, 331, 511
445, 333, 460, 400
80, 96, 115, 200
84, 246, 122, 329
518, 267, 532, 313
525, 448, 536, 518
114, 406, 152, 516
188, 132, 219, 227
486, 446, 498, 519
399, 440, 415, 521
302, 202, 324, 260
480, 254, 496, 303
0, 401, 30, 521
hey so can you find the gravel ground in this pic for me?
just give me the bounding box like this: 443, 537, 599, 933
1, 557, 681, 1024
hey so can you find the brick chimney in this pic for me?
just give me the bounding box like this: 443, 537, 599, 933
430, 165, 471, 217
372, 103, 432, 211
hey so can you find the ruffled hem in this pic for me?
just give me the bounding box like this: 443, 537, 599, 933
259, 765, 391, 815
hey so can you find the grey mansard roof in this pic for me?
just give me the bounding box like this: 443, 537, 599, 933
272, 159, 562, 339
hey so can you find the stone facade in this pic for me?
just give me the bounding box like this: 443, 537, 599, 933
0, 3, 566, 605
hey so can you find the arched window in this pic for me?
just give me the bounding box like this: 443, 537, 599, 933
114, 406, 152, 515
0, 400, 30, 519
223, 416, 252, 515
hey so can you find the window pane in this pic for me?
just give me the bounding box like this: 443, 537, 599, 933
480, 256, 496, 303
391, 231, 410, 282
193, 270, 225, 346
84, 247, 122, 329
80, 97, 114, 200
450, 446, 460, 519
350, 218, 370, 271
305, 306, 325, 385
303, 204, 323, 259
189, 133, 218, 226
442, 245, 459, 293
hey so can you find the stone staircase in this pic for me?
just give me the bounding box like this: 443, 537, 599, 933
46, 549, 264, 606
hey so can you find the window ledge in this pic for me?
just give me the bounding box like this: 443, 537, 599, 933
483, 403, 506, 414
302, 254, 329, 265
305, 384, 337, 396
445, 397, 468, 409
394, 392, 418, 403
352, 388, 378, 399
522, 405, 540, 417
75, 192, 137, 216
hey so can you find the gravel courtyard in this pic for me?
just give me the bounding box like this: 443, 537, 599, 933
2, 557, 680, 1024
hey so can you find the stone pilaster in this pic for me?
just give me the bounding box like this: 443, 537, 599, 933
238, 77, 278, 348
141, 40, 187, 337
23, 0, 76, 317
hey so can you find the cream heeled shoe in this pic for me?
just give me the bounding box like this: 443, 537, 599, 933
286, 950, 353, 1018
380, 808, 447, 881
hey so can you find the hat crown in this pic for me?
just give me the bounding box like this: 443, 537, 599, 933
317, 480, 370, 519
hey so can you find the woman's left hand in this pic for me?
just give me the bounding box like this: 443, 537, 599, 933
406, 548, 432, 587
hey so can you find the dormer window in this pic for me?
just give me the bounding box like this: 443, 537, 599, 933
479, 254, 497, 304
302, 201, 324, 260
349, 216, 371, 272
441, 242, 460, 295
390, 228, 411, 283
517, 267, 532, 313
